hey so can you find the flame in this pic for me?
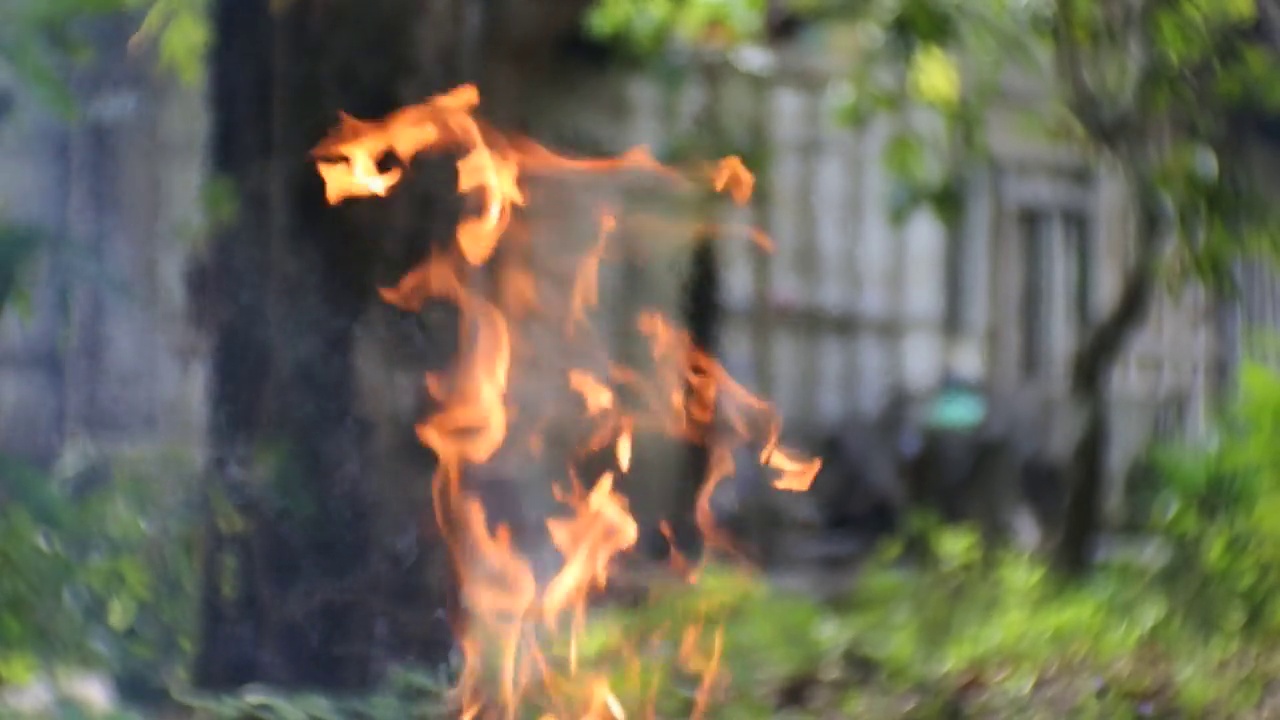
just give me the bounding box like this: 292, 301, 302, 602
313, 84, 820, 719
711, 156, 754, 206
568, 213, 615, 336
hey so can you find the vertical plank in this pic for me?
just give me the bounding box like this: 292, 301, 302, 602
855, 331, 893, 415
62, 116, 108, 440
813, 87, 854, 315
1047, 212, 1068, 385
965, 164, 994, 382
990, 166, 1025, 391
796, 84, 821, 422
770, 323, 803, 426
750, 75, 775, 398
855, 116, 893, 414
842, 100, 867, 406
815, 332, 846, 424
887, 126, 909, 390
900, 206, 948, 391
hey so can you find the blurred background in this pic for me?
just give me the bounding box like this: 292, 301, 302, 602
5, 0, 1280, 717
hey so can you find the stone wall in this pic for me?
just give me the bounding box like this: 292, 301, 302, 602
0, 21, 207, 467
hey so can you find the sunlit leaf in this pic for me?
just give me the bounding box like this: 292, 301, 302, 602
106, 594, 139, 632
0, 651, 39, 684
1219, 0, 1258, 23
126, 0, 209, 86
907, 43, 961, 109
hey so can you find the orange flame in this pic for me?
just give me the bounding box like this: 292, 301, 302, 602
313, 84, 819, 720
711, 156, 754, 206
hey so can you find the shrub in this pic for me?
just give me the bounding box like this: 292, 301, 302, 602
0, 446, 200, 696
1151, 360, 1280, 636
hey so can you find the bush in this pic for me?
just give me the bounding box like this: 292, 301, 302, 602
1151, 360, 1280, 636
170, 359, 1280, 718
13, 361, 1280, 718
575, 522, 1275, 717
0, 446, 200, 696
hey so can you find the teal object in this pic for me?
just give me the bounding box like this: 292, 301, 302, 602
926, 388, 988, 430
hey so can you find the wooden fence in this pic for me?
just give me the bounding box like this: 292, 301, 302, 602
577, 46, 1220, 520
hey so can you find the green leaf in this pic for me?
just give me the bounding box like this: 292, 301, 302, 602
907, 43, 961, 109
106, 594, 139, 632
128, 0, 210, 87
158, 8, 208, 86
883, 132, 926, 181
0, 651, 39, 684
1219, 0, 1257, 23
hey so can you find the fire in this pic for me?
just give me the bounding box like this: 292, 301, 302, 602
313, 84, 819, 719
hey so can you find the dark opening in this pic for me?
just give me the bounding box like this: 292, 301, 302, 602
1020, 209, 1050, 379
1065, 211, 1092, 331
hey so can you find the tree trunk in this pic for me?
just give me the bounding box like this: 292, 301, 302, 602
1055, 179, 1165, 575
193, 0, 471, 690
193, 0, 612, 690
664, 232, 721, 560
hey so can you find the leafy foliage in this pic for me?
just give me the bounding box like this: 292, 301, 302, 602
1151, 360, 1280, 637
125, 0, 209, 87
0, 0, 209, 118
0, 448, 200, 692
0, 366, 1274, 717
538, 529, 1277, 718
587, 0, 769, 54
55, 507, 1280, 719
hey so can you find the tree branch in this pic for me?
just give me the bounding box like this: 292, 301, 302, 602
1071, 179, 1165, 394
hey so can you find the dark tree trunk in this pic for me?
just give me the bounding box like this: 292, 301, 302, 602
664, 233, 721, 560
193, 0, 276, 689
1055, 181, 1165, 576
193, 0, 614, 691
193, 0, 468, 690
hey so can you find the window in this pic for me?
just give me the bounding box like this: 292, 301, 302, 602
1018, 207, 1093, 382
999, 166, 1096, 386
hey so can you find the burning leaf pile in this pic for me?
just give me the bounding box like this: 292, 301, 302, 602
312, 84, 820, 720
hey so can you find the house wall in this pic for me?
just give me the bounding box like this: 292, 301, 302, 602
573, 44, 1219, 524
